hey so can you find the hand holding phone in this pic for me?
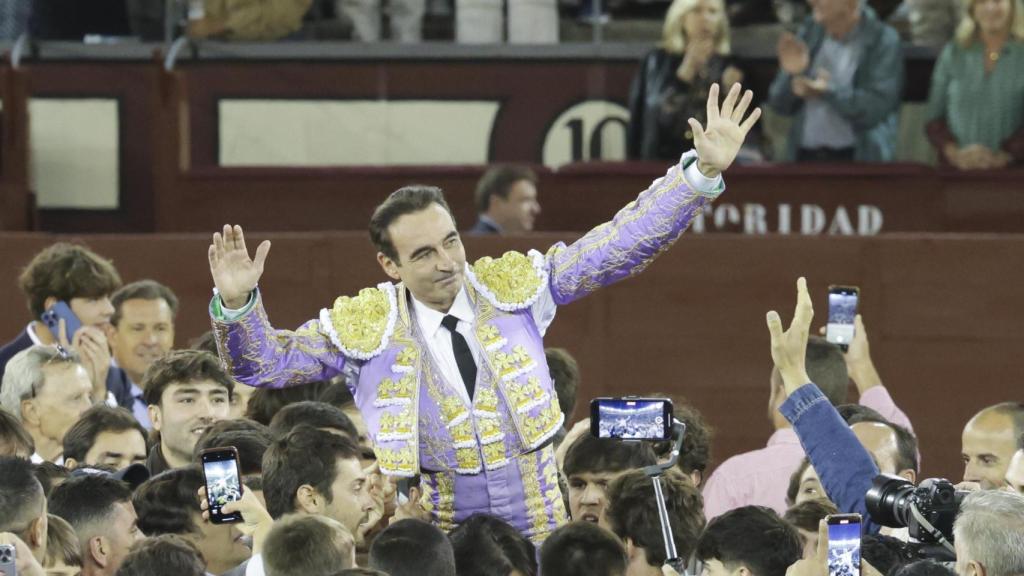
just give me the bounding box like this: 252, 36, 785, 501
40, 301, 82, 344
826, 514, 862, 576
825, 286, 859, 352
590, 397, 673, 441
0, 532, 46, 576
200, 447, 244, 524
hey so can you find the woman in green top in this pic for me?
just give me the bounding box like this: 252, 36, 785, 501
926, 0, 1024, 169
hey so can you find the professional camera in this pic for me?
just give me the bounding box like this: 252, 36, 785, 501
865, 474, 967, 545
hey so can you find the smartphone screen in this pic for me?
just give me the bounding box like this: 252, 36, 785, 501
590, 397, 673, 441
826, 286, 859, 351
201, 447, 243, 524
41, 301, 83, 343
827, 514, 862, 576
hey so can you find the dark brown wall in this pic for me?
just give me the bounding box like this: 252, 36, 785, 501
2, 232, 1020, 484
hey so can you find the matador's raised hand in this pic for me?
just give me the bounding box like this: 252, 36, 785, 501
208, 224, 271, 309
689, 82, 761, 178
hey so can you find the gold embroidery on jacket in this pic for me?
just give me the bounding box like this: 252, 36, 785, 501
374, 374, 416, 407
471, 251, 544, 307
327, 286, 392, 356
420, 470, 456, 532
378, 408, 414, 441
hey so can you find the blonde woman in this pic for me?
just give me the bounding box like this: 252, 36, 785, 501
926, 0, 1024, 169
627, 0, 743, 160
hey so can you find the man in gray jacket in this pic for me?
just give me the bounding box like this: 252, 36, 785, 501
768, 0, 903, 163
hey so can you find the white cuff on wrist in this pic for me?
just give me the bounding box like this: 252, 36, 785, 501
679, 150, 724, 196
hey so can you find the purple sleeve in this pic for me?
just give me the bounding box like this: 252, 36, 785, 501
210, 290, 347, 389
546, 158, 716, 305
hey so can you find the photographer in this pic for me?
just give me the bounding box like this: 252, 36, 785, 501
953, 490, 1024, 576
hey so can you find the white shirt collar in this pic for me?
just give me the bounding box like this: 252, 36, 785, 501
410, 286, 475, 337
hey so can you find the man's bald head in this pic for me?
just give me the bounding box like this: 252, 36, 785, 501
962, 403, 1024, 491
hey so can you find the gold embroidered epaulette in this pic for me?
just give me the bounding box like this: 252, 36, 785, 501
319, 282, 398, 360
465, 249, 549, 312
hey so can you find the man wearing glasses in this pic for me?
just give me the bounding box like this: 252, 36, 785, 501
0, 346, 93, 463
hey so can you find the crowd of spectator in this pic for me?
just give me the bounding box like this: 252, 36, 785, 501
0, 0, 1021, 170
627, 0, 1023, 167
0, 227, 1023, 576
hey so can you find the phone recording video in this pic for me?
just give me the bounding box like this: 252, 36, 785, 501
590, 397, 673, 441
826, 286, 859, 351
827, 514, 862, 576
201, 447, 244, 524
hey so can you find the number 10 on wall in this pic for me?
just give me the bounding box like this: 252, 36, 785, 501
542, 101, 630, 167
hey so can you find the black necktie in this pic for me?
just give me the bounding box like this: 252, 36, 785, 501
441, 315, 476, 399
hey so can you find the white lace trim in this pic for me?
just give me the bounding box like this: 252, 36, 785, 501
484, 337, 508, 352
377, 432, 413, 442
318, 282, 398, 361
525, 411, 566, 451
465, 250, 549, 312
446, 412, 470, 428
484, 458, 509, 471
456, 466, 483, 474
500, 361, 538, 383
515, 393, 550, 415
373, 397, 412, 409
480, 432, 506, 445
379, 465, 416, 478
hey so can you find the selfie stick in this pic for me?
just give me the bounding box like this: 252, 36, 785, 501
642, 419, 687, 572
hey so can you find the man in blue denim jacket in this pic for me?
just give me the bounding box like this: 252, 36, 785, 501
766, 278, 884, 534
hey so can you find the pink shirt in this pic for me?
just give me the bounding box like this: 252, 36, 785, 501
701, 386, 912, 519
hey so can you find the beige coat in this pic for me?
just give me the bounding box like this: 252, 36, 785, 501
202, 0, 312, 41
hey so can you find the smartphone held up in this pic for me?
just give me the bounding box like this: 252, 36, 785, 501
590, 397, 674, 441
826, 286, 859, 351
827, 513, 862, 576
200, 447, 244, 524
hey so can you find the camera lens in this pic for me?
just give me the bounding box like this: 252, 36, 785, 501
865, 474, 916, 528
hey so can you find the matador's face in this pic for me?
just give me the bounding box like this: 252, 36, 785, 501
379, 203, 467, 312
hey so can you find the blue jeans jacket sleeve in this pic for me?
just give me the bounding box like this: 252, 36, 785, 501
780, 383, 881, 534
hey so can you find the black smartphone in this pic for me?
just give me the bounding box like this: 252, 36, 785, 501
590, 397, 673, 441
826, 285, 859, 351
827, 513, 862, 576
0, 543, 15, 576
200, 446, 244, 524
